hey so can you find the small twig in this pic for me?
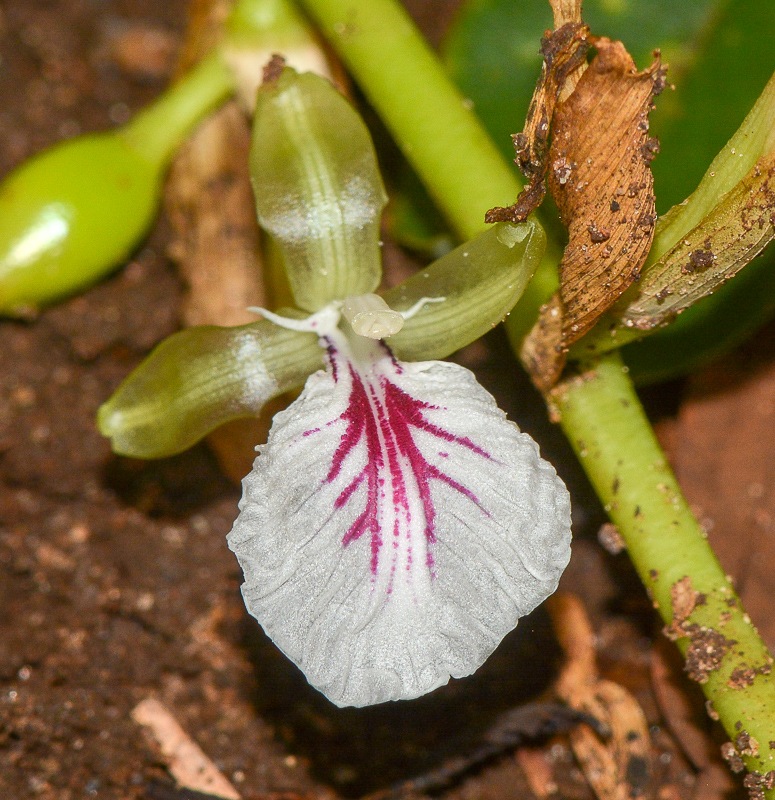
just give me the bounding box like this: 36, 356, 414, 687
367, 701, 599, 799
132, 697, 241, 800
146, 781, 241, 800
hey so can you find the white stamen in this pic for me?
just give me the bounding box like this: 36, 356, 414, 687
341, 293, 404, 339
341, 293, 446, 339
399, 295, 446, 321
248, 304, 341, 335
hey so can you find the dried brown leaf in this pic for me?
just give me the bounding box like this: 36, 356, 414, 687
520, 294, 566, 394
549, 593, 654, 800
166, 102, 266, 328
485, 21, 590, 225
549, 38, 665, 346
496, 20, 666, 391
619, 150, 775, 331
164, 0, 273, 482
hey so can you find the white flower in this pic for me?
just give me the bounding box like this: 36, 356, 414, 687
227, 296, 571, 708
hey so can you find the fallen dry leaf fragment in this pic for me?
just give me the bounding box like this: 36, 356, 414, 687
163, 0, 273, 482
549, 592, 654, 800
166, 101, 265, 329
132, 697, 242, 799
492, 11, 666, 391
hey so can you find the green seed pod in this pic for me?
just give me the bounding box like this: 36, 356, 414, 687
98, 318, 323, 459
0, 133, 163, 316
251, 68, 388, 312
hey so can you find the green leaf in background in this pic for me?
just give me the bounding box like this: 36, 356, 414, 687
651, 0, 775, 212
443, 0, 716, 170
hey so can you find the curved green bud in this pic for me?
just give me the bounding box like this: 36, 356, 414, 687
98, 319, 323, 459
0, 133, 163, 315
251, 68, 388, 312
385, 220, 545, 361
0, 52, 233, 316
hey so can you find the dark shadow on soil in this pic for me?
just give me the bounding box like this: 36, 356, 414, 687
103, 445, 234, 518
239, 604, 562, 797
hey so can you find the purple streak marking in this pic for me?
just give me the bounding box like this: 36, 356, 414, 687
312, 339, 492, 580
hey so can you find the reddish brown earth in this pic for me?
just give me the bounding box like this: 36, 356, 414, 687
0, 2, 770, 800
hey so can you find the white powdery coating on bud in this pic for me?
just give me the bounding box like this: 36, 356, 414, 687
228, 338, 571, 708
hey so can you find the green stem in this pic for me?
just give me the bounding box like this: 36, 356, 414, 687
554, 352, 775, 780
296, 0, 520, 241
120, 51, 233, 168
298, 0, 775, 787
122, 0, 326, 169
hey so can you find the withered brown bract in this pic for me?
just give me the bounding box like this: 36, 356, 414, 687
488, 2, 666, 391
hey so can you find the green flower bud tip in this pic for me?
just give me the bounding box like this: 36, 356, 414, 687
0, 50, 233, 317
0, 133, 162, 316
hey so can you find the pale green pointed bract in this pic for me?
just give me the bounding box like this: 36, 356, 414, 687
250, 69, 388, 311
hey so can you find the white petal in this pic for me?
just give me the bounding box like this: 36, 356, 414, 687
228, 332, 571, 708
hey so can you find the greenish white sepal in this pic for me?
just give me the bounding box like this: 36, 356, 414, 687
251, 69, 388, 312
97, 320, 322, 459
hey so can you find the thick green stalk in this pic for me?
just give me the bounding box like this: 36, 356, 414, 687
554, 353, 775, 780
120, 52, 233, 167
298, 0, 775, 786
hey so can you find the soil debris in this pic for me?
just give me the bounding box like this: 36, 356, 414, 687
682, 624, 737, 683
735, 730, 761, 758
684, 247, 715, 274
670, 576, 701, 623
728, 662, 773, 690
743, 770, 775, 800
721, 741, 747, 773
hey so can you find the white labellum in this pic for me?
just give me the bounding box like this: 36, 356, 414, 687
228, 319, 571, 708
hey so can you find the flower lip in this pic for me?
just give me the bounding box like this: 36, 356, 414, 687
228, 310, 572, 707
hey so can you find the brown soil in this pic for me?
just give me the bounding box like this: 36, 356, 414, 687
0, 2, 766, 800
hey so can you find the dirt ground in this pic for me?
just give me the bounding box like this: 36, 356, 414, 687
1, 2, 773, 799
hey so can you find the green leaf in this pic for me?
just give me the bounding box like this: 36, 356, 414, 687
385, 220, 545, 360
98, 320, 322, 459
251, 68, 388, 312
